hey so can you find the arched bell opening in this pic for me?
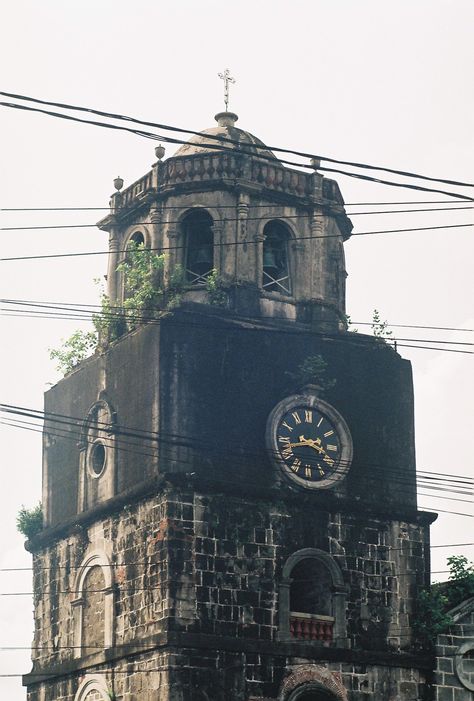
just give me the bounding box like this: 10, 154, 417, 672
262, 220, 291, 295
183, 209, 214, 285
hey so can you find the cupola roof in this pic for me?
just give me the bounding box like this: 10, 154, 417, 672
173, 112, 278, 160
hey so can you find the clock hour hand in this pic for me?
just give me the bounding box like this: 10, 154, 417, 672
289, 435, 325, 454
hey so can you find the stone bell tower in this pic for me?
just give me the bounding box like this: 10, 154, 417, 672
24, 111, 435, 701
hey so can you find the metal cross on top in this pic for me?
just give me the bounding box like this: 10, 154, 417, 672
218, 69, 236, 112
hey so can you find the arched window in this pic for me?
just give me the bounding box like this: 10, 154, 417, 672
183, 209, 214, 284
279, 548, 346, 645
74, 676, 111, 701
127, 230, 145, 249
71, 550, 114, 658
82, 566, 106, 653
262, 220, 291, 295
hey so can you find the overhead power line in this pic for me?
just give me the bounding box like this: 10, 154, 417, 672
2, 299, 473, 355
1, 543, 471, 573
1, 98, 473, 202
2, 89, 473, 190
1, 223, 473, 264
2, 205, 473, 218
2, 409, 472, 494
2, 403, 473, 490
2, 299, 471, 334
2, 199, 471, 211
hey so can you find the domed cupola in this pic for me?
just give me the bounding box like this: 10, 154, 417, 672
173, 111, 278, 162
99, 110, 352, 333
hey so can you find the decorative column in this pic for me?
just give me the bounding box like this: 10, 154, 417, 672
106, 223, 120, 306
310, 209, 325, 300
236, 195, 249, 281
211, 222, 224, 274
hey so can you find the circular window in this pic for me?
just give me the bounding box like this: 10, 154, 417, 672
455, 642, 474, 692
89, 441, 107, 477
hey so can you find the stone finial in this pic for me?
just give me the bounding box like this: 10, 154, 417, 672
214, 111, 239, 127
311, 157, 321, 171
113, 176, 124, 191
155, 144, 166, 161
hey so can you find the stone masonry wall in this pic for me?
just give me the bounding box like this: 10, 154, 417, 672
435, 610, 474, 701
27, 486, 430, 700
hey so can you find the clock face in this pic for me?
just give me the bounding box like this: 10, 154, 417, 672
266, 393, 352, 489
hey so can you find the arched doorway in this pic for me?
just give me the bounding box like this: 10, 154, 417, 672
289, 685, 338, 701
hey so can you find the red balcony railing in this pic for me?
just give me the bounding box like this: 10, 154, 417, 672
289, 612, 334, 642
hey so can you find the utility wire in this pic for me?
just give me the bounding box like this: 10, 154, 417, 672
2, 300, 472, 347
1, 543, 470, 572
2, 90, 473, 190
2, 99, 473, 202
1, 304, 473, 354
2, 415, 472, 506
2, 206, 473, 219
1, 298, 471, 334
2, 199, 472, 211
2, 217, 473, 232
2, 403, 473, 485
2, 405, 472, 491
1, 223, 473, 264
5, 415, 470, 496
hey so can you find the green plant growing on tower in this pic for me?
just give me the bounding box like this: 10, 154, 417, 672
166, 263, 186, 309
205, 269, 228, 307
371, 309, 393, 339
287, 354, 336, 391
16, 503, 43, 539
49, 329, 98, 375
116, 242, 165, 328
344, 314, 358, 333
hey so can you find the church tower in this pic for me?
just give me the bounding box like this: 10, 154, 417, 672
24, 110, 435, 701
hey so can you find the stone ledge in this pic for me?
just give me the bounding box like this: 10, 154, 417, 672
23, 630, 434, 686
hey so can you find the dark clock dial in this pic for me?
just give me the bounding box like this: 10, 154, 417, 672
276, 405, 341, 484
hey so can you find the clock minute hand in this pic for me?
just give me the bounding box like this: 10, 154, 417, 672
289, 436, 325, 454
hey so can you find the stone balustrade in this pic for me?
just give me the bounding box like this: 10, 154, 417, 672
113, 153, 344, 212
119, 171, 154, 208
290, 613, 334, 642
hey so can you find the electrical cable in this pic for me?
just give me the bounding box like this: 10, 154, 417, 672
1, 297, 471, 334
2, 206, 473, 220
2, 402, 473, 485
1, 223, 473, 265
2, 89, 473, 190
2, 99, 473, 202
1, 309, 473, 354
2, 410, 472, 497
3, 199, 472, 211
1, 543, 470, 572
2, 402, 473, 486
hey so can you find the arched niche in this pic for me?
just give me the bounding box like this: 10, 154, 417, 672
279, 548, 346, 645
78, 397, 117, 511
71, 549, 114, 658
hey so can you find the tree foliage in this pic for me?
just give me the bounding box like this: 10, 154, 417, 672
413, 555, 474, 649
50, 244, 167, 375
16, 503, 43, 539
49, 330, 98, 375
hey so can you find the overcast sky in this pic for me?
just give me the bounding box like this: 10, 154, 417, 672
1, 1, 473, 698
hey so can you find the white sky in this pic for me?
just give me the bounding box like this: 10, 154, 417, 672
0, 1, 473, 698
